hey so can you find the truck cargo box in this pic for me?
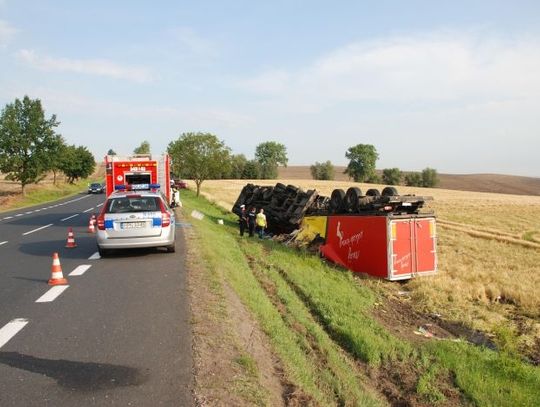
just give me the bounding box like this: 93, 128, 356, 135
320, 215, 437, 280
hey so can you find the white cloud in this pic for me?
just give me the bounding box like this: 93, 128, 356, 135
16, 49, 154, 83
238, 31, 540, 112
169, 27, 219, 58
0, 20, 17, 47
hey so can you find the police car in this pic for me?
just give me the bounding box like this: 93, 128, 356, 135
96, 184, 175, 256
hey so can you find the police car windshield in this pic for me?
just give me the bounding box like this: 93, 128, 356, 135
106, 197, 160, 213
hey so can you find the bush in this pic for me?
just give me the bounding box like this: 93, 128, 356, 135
382, 168, 402, 185
405, 172, 423, 186
421, 167, 439, 188
310, 161, 335, 180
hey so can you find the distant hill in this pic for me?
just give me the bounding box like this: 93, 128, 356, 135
278, 166, 540, 196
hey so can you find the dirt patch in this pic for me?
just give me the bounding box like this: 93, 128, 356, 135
183, 209, 287, 406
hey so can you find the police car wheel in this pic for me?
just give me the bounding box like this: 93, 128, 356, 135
98, 246, 110, 257
166, 243, 176, 253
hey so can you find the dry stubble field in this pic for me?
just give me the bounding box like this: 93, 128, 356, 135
193, 178, 540, 360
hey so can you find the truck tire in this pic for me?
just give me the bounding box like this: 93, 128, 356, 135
330, 189, 345, 213
382, 186, 398, 196
345, 187, 362, 212
366, 188, 380, 197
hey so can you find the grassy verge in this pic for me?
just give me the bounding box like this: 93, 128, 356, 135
0, 178, 100, 212
183, 190, 540, 406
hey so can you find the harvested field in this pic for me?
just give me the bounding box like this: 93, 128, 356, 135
191, 178, 540, 363
279, 166, 540, 196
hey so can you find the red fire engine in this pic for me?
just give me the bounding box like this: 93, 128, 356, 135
104, 154, 171, 203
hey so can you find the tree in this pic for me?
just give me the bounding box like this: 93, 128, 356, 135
58, 145, 96, 183
344, 144, 379, 182
242, 160, 261, 179
421, 167, 439, 188
107, 148, 117, 155
0, 96, 61, 195
404, 172, 423, 186
254, 141, 288, 179
133, 140, 150, 155
167, 132, 231, 196
382, 168, 402, 185
48, 135, 68, 185
228, 154, 248, 179
310, 161, 335, 180
366, 173, 381, 184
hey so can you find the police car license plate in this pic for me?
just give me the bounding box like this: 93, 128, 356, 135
122, 221, 146, 229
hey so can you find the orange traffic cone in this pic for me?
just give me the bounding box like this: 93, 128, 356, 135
48, 252, 68, 285
65, 227, 77, 248
88, 215, 96, 233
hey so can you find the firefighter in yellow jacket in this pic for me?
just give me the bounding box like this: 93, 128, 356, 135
255, 208, 267, 239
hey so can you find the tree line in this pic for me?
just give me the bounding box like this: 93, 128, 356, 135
0, 96, 95, 195
166, 135, 439, 196
1, 96, 438, 197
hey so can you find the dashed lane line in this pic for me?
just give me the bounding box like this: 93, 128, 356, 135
1, 194, 93, 222
83, 207, 95, 213
61, 214, 80, 222
22, 223, 53, 236
35, 286, 70, 303
88, 252, 101, 260
96, 203, 104, 207
69, 265, 91, 276
0, 241, 7, 246
0, 318, 29, 349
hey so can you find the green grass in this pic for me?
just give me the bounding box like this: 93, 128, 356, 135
0, 178, 101, 212
182, 190, 540, 406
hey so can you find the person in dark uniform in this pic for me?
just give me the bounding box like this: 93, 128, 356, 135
247, 206, 256, 237
238, 205, 248, 236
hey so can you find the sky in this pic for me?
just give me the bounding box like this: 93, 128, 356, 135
1, 1, 539, 176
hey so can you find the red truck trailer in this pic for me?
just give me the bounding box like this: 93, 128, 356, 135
104, 154, 171, 203
320, 214, 437, 280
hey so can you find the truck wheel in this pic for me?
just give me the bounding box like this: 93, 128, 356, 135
330, 189, 345, 213
382, 187, 398, 196
345, 187, 362, 212
366, 188, 380, 197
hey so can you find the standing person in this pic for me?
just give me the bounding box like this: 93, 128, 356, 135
173, 187, 181, 208
238, 205, 248, 236
256, 208, 267, 239
171, 187, 178, 207
247, 206, 256, 237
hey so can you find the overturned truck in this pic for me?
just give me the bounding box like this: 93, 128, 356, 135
233, 183, 437, 281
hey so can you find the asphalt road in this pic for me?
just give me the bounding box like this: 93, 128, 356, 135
0, 193, 193, 406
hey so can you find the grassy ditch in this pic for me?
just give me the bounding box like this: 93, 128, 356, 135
183, 190, 540, 406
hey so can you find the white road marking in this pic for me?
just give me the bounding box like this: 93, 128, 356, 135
25, 211, 32, 214
83, 207, 94, 213
0, 241, 7, 246
0, 318, 29, 349
15, 214, 23, 217
69, 265, 91, 276
88, 252, 101, 260
22, 223, 53, 236
61, 214, 79, 222
96, 203, 104, 207
35, 285, 69, 303
4, 216, 13, 219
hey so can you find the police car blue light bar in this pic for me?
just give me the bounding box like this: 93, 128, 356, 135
115, 185, 126, 190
